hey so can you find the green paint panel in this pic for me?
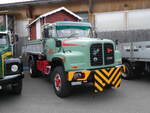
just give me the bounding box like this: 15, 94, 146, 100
32, 21, 122, 72
0, 46, 11, 78
56, 26, 90, 30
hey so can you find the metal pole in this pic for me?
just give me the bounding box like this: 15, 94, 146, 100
125, 11, 133, 60
5, 14, 8, 31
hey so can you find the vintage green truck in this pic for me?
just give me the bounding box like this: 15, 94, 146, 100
24, 21, 125, 98
0, 31, 24, 94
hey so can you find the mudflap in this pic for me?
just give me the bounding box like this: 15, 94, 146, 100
94, 66, 123, 92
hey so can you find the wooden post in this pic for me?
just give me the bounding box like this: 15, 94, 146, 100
26, 6, 33, 19
88, 0, 95, 26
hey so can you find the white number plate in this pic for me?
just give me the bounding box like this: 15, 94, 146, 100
71, 82, 82, 86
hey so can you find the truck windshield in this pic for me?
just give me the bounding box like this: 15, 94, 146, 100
56, 28, 93, 38
0, 34, 8, 45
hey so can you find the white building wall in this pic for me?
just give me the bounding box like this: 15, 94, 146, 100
128, 9, 150, 30
95, 9, 150, 32
95, 12, 125, 31
15, 19, 29, 37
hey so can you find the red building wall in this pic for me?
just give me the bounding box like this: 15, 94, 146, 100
45, 10, 78, 23
30, 23, 36, 40
30, 10, 79, 40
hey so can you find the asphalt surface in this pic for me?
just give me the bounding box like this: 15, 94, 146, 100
0, 72, 150, 113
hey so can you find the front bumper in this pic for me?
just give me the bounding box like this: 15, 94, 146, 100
0, 74, 24, 85
68, 65, 125, 92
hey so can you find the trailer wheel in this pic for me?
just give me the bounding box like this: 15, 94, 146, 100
12, 80, 22, 94
52, 66, 71, 98
122, 62, 133, 80
29, 59, 39, 78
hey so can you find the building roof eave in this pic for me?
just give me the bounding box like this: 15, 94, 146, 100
28, 7, 83, 27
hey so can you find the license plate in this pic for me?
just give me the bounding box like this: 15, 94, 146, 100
0, 85, 2, 90
71, 82, 82, 86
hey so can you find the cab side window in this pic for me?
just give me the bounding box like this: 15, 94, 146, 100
43, 28, 49, 38
43, 27, 56, 38
48, 27, 53, 38
49, 27, 56, 38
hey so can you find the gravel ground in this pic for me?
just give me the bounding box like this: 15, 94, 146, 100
0, 72, 150, 113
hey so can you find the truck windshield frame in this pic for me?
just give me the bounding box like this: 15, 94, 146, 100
56, 25, 93, 38
0, 34, 9, 46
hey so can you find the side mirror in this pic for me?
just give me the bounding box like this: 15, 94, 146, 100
11, 34, 19, 44
115, 40, 118, 45
44, 28, 49, 38
56, 40, 61, 47
15, 34, 19, 42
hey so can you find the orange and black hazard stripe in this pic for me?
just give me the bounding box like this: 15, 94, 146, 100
94, 66, 122, 92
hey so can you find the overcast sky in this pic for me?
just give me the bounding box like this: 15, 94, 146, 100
0, 0, 33, 4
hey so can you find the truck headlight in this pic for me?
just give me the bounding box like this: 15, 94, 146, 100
11, 65, 18, 72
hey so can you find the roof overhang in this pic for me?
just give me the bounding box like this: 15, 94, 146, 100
0, 10, 19, 15
28, 7, 83, 27
0, 0, 69, 8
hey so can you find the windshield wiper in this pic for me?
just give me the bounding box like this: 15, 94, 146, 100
67, 33, 78, 38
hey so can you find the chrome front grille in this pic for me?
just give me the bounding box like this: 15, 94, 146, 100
104, 43, 114, 65
90, 44, 103, 66
90, 43, 114, 66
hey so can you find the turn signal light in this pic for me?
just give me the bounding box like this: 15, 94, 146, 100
71, 65, 79, 69
73, 72, 85, 80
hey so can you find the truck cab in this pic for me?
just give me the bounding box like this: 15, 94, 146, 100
26, 21, 125, 98
0, 31, 23, 94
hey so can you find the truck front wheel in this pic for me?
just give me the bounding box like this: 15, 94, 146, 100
52, 66, 71, 98
12, 80, 22, 94
29, 59, 39, 78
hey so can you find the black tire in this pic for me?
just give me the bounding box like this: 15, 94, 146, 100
122, 62, 133, 80
29, 59, 39, 78
12, 80, 22, 94
52, 66, 71, 98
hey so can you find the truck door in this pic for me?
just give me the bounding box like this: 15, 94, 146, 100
43, 26, 56, 61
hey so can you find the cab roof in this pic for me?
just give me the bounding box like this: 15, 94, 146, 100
44, 21, 92, 28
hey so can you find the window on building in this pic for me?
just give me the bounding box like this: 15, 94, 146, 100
76, 12, 88, 22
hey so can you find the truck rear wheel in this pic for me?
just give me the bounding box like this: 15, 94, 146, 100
122, 62, 133, 80
52, 66, 71, 98
12, 80, 22, 94
29, 59, 39, 78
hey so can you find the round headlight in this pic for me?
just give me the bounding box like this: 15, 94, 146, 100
11, 65, 18, 72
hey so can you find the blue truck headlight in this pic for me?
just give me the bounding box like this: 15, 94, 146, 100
11, 65, 18, 72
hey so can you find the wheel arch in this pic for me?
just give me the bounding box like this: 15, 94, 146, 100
51, 57, 65, 71
28, 54, 38, 62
